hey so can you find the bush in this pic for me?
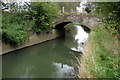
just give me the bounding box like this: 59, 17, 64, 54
2, 2, 59, 45
2, 11, 34, 45
29, 2, 59, 33
2, 24, 27, 46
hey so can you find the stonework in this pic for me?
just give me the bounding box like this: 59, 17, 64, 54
55, 14, 99, 29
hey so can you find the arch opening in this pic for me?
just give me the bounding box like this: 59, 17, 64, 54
54, 22, 72, 29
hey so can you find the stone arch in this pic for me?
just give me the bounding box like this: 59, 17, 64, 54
54, 21, 72, 29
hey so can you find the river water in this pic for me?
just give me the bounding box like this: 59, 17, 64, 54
2, 24, 90, 78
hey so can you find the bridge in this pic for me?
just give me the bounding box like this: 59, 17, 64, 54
54, 14, 99, 29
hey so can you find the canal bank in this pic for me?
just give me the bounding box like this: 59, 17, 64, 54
1, 29, 64, 55
77, 28, 119, 78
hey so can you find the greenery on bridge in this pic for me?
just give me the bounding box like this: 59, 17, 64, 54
64, 22, 91, 33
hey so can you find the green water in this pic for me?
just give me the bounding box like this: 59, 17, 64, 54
2, 37, 80, 78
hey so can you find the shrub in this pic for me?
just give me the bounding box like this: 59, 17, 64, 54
2, 10, 34, 45
2, 24, 27, 46
28, 2, 59, 33
2, 2, 59, 45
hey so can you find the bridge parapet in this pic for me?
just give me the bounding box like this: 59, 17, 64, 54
55, 14, 99, 29
55, 14, 83, 25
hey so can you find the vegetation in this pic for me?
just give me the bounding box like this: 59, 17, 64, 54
2, 2, 59, 45
2, 11, 33, 45
78, 26, 119, 78
29, 2, 59, 33
64, 22, 91, 33
78, 2, 120, 79
1, 1, 120, 78
93, 2, 120, 31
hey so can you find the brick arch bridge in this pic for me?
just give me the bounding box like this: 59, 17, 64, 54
54, 14, 98, 29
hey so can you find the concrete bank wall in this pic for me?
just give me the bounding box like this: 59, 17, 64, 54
1, 29, 64, 55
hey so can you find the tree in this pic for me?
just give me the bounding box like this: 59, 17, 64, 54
93, 2, 120, 22
92, 2, 120, 33
28, 2, 59, 33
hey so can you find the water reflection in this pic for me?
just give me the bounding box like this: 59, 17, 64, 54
3, 37, 78, 78
53, 62, 75, 78
65, 25, 89, 52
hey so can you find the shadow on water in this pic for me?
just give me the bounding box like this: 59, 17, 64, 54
2, 36, 80, 78
55, 22, 72, 29
2, 23, 90, 78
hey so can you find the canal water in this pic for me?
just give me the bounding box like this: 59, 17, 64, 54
2, 24, 90, 78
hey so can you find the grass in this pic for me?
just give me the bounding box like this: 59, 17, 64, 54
77, 26, 119, 79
